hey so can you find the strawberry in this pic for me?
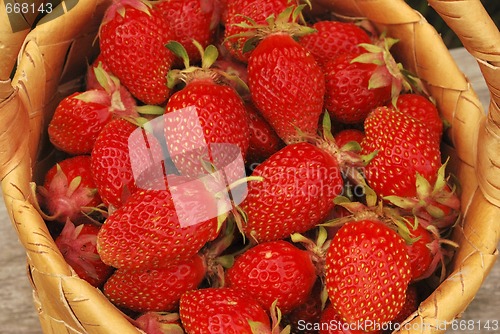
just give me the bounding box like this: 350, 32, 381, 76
247, 28, 326, 144
154, 0, 219, 65
85, 55, 111, 90
90, 118, 140, 208
226, 240, 317, 314
361, 106, 441, 198
223, 0, 299, 62
96, 176, 220, 270
240, 142, 343, 243
48, 65, 137, 155
299, 20, 372, 68
333, 128, 365, 149
323, 51, 391, 124
55, 220, 113, 288
246, 102, 285, 164
164, 42, 250, 178
325, 219, 412, 329
179, 287, 271, 333
37, 155, 102, 225
104, 254, 206, 312
394, 93, 443, 143
99, 0, 176, 105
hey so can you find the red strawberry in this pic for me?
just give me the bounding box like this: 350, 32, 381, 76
240, 142, 343, 243
37, 155, 102, 225
333, 129, 365, 149
99, 0, 176, 104
86, 55, 111, 90
299, 20, 372, 68
247, 32, 326, 144
361, 106, 441, 198
323, 51, 391, 124
223, 0, 298, 62
48, 66, 137, 155
164, 42, 250, 180
179, 287, 271, 333
325, 219, 412, 329
55, 220, 113, 288
154, 0, 219, 65
104, 254, 206, 312
394, 93, 443, 142
96, 176, 220, 270
246, 103, 285, 164
90, 118, 140, 208
226, 240, 317, 314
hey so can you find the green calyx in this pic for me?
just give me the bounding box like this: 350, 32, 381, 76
352, 32, 425, 101
166, 40, 249, 95
226, 4, 316, 54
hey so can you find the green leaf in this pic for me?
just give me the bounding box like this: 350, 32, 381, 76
166, 41, 190, 68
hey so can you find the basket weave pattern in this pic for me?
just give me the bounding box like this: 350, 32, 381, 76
0, 0, 499, 333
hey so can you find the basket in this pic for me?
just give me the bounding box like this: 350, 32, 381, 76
0, 0, 499, 333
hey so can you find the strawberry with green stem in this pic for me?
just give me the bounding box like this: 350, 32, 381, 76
223, 0, 303, 63
99, 0, 176, 105
164, 41, 250, 179
230, 5, 325, 144
48, 64, 137, 155
299, 20, 372, 68
361, 106, 441, 199
238, 141, 343, 243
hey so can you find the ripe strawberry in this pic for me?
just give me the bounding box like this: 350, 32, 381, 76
323, 51, 391, 124
223, 0, 299, 62
226, 240, 317, 314
154, 0, 219, 65
96, 176, 220, 270
394, 93, 443, 142
246, 103, 285, 164
55, 220, 113, 288
164, 42, 250, 179
333, 128, 365, 149
179, 287, 271, 333
240, 142, 343, 243
104, 254, 206, 312
299, 20, 372, 68
247, 32, 325, 144
325, 219, 412, 329
361, 106, 441, 198
37, 155, 102, 225
85, 55, 111, 90
48, 65, 137, 155
90, 118, 140, 208
99, 0, 176, 104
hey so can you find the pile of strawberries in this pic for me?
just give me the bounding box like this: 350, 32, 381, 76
34, 0, 462, 333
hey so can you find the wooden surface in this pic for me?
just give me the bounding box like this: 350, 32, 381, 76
0, 48, 499, 333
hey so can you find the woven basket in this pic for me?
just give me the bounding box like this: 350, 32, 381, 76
0, 0, 499, 333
